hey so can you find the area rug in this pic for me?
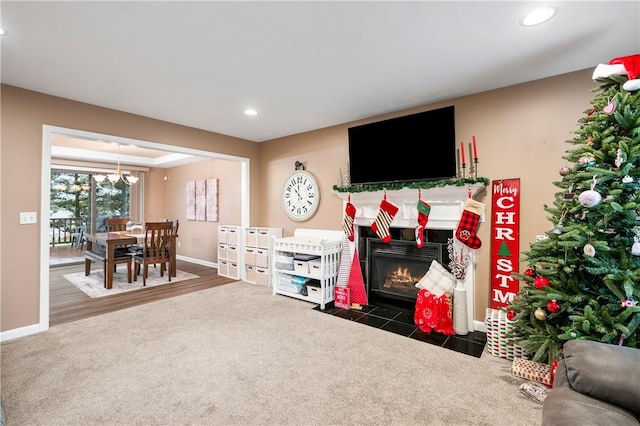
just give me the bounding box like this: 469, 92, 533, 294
63, 268, 200, 298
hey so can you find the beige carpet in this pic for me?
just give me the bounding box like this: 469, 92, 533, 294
0, 281, 542, 425
63, 268, 200, 298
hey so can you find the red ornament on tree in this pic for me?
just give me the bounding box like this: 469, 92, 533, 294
534, 276, 550, 289
547, 299, 561, 313
533, 277, 549, 289
506, 309, 516, 321
524, 268, 536, 277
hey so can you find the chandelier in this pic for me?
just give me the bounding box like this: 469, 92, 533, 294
53, 183, 91, 192
93, 143, 139, 185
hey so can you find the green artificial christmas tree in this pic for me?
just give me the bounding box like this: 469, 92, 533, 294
507, 54, 640, 364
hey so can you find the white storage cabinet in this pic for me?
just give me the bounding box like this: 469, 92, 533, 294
244, 227, 282, 286
218, 225, 241, 280
272, 229, 343, 310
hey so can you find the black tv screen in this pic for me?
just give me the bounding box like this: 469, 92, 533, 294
347, 105, 456, 185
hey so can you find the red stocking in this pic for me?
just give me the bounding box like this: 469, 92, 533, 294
415, 199, 431, 248
414, 289, 436, 333
434, 293, 455, 335
371, 198, 398, 243
455, 198, 484, 249
343, 200, 356, 242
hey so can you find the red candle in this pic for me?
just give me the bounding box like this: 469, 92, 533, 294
460, 141, 466, 164
472, 135, 478, 159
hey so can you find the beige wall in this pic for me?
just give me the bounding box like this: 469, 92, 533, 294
155, 159, 242, 262
258, 68, 595, 323
1, 68, 596, 334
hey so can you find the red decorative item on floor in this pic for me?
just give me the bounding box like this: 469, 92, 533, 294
347, 248, 368, 305
414, 289, 454, 335
334, 286, 350, 309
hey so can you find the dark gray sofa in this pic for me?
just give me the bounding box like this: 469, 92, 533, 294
541, 339, 640, 426
1, 396, 5, 426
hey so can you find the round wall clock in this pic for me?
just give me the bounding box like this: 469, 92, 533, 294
282, 168, 320, 221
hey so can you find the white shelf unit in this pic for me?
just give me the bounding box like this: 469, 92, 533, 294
217, 225, 241, 280
272, 229, 343, 310
243, 227, 282, 286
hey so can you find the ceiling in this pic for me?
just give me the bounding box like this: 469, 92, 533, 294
2, 1, 639, 161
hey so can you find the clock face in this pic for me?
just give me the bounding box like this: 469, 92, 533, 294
282, 170, 320, 221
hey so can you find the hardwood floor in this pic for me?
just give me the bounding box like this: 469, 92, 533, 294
50, 259, 238, 327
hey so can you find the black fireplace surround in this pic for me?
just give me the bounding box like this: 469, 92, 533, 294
357, 226, 453, 308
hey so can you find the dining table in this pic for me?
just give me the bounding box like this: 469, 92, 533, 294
84, 232, 138, 289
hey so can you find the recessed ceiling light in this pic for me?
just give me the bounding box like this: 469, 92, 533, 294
521, 7, 556, 26
244, 109, 257, 116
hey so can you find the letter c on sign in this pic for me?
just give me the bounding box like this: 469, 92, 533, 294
496, 196, 514, 209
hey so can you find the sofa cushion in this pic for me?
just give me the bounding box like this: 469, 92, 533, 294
563, 340, 640, 418
542, 387, 639, 426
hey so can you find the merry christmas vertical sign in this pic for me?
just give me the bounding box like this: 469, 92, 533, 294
490, 179, 520, 309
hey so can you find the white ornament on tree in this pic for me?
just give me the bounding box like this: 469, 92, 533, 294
578, 176, 602, 207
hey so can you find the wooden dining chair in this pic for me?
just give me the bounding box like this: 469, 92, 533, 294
106, 218, 129, 232
133, 222, 174, 286
107, 217, 132, 270
170, 219, 179, 277
84, 247, 133, 287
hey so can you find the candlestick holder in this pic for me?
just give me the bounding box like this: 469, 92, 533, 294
462, 163, 466, 180
473, 158, 478, 179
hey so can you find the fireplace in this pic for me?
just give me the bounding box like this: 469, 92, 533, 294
333, 184, 483, 331
358, 226, 452, 307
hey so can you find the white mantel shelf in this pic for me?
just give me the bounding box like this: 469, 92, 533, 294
332, 182, 486, 229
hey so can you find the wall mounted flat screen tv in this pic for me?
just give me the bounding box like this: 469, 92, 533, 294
347, 105, 456, 185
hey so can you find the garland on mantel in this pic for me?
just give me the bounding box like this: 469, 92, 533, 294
332, 177, 490, 193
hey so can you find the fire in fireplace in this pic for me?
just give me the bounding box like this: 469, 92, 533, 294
367, 238, 441, 304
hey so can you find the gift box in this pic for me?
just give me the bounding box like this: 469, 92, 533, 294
484, 308, 527, 360
511, 358, 553, 386
519, 381, 550, 403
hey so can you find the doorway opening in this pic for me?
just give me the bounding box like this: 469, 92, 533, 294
40, 125, 251, 334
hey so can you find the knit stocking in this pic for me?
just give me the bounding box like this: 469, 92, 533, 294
415, 199, 431, 248
434, 293, 455, 335
371, 198, 398, 243
343, 201, 356, 242
455, 198, 484, 249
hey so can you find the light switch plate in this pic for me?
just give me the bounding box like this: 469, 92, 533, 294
20, 212, 37, 224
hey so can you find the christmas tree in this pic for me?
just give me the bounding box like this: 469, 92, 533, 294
507, 54, 640, 364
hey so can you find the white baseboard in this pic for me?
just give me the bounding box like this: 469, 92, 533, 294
473, 320, 487, 333
0, 323, 46, 343
176, 255, 216, 269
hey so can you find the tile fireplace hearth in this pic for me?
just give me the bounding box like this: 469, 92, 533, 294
313, 302, 487, 358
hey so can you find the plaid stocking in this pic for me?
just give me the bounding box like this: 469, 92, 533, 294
343, 201, 356, 242
371, 198, 398, 243
455, 198, 484, 249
